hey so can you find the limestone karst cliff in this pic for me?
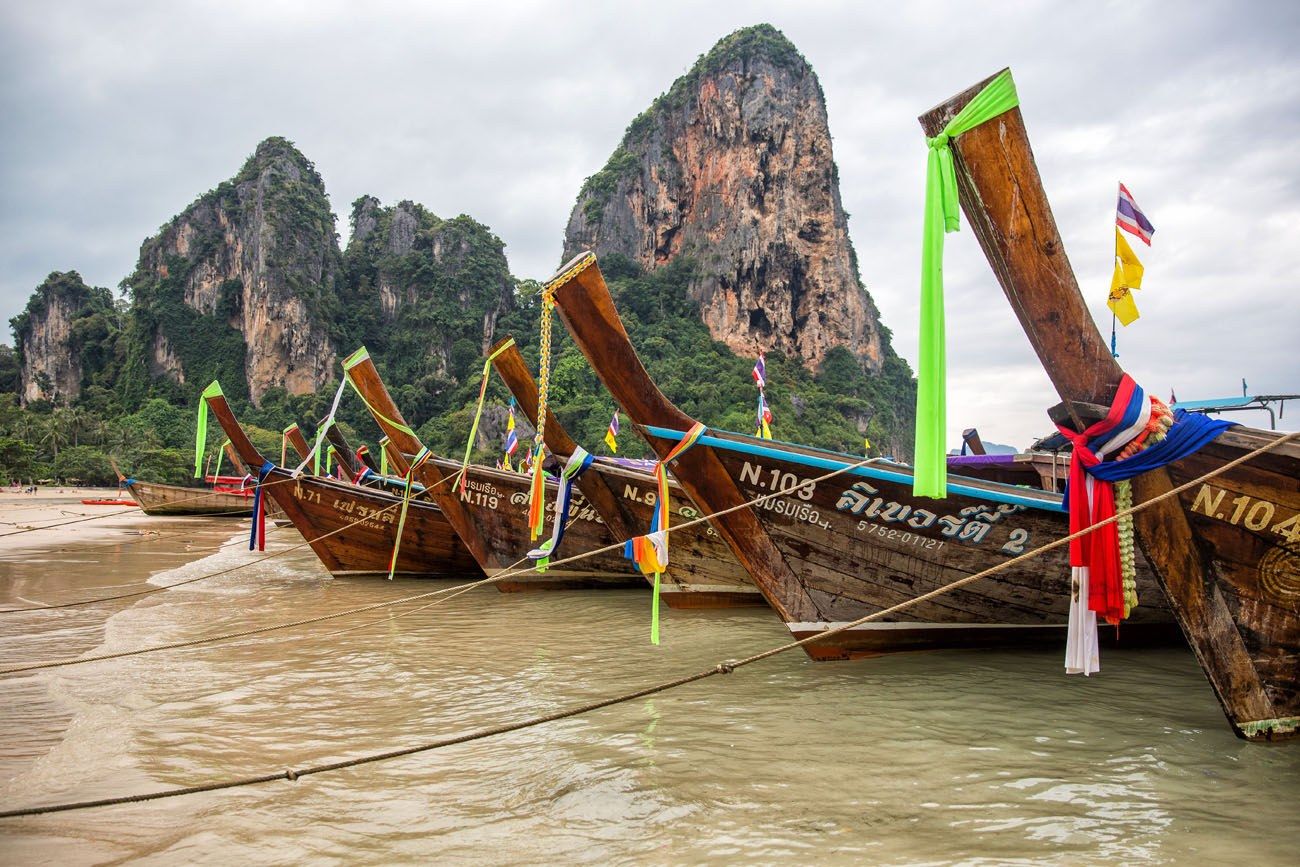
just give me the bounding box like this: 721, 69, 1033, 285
121, 137, 341, 405
338, 196, 515, 422
10, 271, 121, 405
563, 24, 886, 373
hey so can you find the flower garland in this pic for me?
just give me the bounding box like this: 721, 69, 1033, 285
1111, 397, 1175, 617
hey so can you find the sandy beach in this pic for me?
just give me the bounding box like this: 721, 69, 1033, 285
0, 488, 157, 554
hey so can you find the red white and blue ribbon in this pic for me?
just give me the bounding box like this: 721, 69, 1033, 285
527, 446, 594, 570
1056, 373, 1234, 674
248, 461, 273, 552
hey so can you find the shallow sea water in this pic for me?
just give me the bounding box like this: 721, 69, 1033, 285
1, 517, 1297, 864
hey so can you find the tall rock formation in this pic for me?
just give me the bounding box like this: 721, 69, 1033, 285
339, 196, 514, 420
563, 24, 884, 373
122, 137, 341, 405
10, 271, 121, 404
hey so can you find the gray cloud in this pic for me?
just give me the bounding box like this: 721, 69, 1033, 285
2, 0, 1297, 446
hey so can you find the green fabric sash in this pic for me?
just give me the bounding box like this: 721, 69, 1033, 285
914, 69, 1019, 498
194, 381, 224, 478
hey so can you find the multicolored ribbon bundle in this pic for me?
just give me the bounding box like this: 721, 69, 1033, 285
1056, 373, 1235, 674
623, 422, 706, 644
527, 446, 595, 570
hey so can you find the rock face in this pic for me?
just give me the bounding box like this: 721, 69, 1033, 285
563, 24, 885, 372
125, 137, 341, 405
10, 271, 119, 404
339, 196, 514, 419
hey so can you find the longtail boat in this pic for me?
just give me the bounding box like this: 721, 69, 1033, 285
545, 252, 1177, 658
921, 70, 1299, 740
203, 384, 481, 579
118, 478, 256, 517
489, 338, 760, 607
342, 347, 645, 591
111, 457, 256, 517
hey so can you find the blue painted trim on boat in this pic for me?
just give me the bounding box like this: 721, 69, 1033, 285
643, 425, 1064, 513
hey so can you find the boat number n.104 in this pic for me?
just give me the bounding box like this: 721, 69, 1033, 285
1191, 483, 1300, 541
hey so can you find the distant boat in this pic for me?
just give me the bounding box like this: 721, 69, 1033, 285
111, 457, 256, 517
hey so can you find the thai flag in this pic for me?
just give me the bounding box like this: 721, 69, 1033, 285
752, 354, 766, 389
1116, 183, 1155, 246
604, 410, 620, 453
504, 427, 518, 456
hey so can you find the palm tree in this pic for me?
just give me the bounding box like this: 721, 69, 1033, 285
40, 413, 69, 461
65, 406, 91, 447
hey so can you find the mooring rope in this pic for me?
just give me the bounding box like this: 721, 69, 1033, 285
0, 450, 874, 666
0, 474, 307, 539
0, 430, 1294, 817
0, 478, 412, 615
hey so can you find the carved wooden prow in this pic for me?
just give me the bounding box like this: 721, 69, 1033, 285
284, 424, 314, 464
221, 441, 250, 478
488, 337, 635, 541
920, 72, 1277, 737
960, 428, 986, 456
203, 385, 343, 571
547, 253, 823, 623
324, 423, 362, 478
342, 348, 492, 568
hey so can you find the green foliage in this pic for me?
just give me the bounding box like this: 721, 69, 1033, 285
0, 436, 35, 480
9, 271, 125, 402
410, 255, 915, 464
54, 445, 117, 485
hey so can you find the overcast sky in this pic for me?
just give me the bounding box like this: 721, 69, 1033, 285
2, 1, 1297, 445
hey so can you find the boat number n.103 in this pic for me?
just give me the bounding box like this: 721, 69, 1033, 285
737, 461, 816, 501
1191, 484, 1300, 541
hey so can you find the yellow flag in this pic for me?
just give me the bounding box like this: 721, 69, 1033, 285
1107, 228, 1144, 326
604, 429, 618, 453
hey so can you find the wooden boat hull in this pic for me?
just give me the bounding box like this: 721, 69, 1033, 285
921, 70, 1299, 740
644, 426, 1176, 659
199, 385, 480, 579
428, 456, 645, 591
1163, 427, 1300, 736
258, 466, 482, 579
124, 479, 255, 517
487, 338, 762, 607
546, 252, 1176, 658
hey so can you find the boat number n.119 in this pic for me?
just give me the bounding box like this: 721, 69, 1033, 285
738, 462, 816, 501
1191, 483, 1300, 542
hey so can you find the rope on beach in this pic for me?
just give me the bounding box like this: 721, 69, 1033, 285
0, 479, 409, 615
2, 430, 1293, 818
1, 428, 1293, 824
0, 475, 310, 538
0, 450, 878, 666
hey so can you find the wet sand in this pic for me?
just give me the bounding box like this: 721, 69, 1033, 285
0, 489, 146, 555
